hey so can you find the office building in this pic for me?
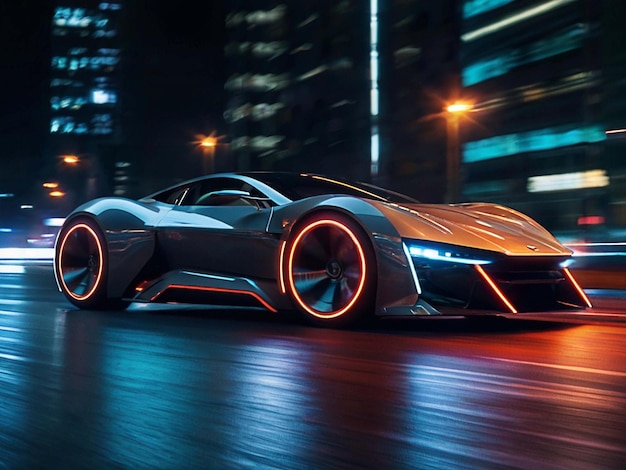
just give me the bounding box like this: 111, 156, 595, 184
459, 0, 626, 235
48, 1, 124, 201
224, 1, 459, 195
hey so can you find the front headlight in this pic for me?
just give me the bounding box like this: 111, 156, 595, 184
404, 240, 497, 266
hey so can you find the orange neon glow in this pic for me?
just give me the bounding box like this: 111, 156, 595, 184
58, 223, 104, 301
49, 190, 66, 198
278, 240, 287, 294
474, 264, 517, 314
43, 182, 59, 189
563, 267, 593, 308
286, 219, 367, 319
134, 280, 150, 292
152, 285, 278, 312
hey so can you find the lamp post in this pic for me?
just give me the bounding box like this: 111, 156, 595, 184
59, 153, 103, 203
201, 136, 217, 174
445, 102, 472, 203
195, 132, 226, 174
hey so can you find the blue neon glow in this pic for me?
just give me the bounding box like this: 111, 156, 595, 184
462, 24, 586, 86
463, 124, 606, 163
408, 245, 491, 265
463, 0, 514, 19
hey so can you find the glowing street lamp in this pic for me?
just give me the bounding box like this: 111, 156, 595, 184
62, 154, 80, 165
195, 132, 224, 174
445, 101, 472, 203
446, 102, 472, 114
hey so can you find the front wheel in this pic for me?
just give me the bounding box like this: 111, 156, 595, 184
55, 217, 128, 310
282, 212, 376, 327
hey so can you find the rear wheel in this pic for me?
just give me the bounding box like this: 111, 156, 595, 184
283, 212, 376, 327
55, 218, 128, 310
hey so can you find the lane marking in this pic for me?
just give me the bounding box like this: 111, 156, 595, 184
481, 357, 626, 377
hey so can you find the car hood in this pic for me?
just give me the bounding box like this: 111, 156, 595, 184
373, 201, 571, 256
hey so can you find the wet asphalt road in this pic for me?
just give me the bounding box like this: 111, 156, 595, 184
1, 264, 626, 469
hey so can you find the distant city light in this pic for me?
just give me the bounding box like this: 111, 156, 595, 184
44, 218, 66, 227
462, 0, 576, 42
0, 248, 54, 261
527, 169, 609, 193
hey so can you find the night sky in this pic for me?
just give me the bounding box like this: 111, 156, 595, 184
0, 1, 227, 190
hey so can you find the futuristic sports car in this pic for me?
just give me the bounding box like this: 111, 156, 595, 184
54, 172, 591, 326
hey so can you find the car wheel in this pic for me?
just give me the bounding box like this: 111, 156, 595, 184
283, 212, 376, 326
55, 218, 127, 310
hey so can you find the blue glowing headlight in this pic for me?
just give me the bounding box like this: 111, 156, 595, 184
407, 244, 492, 265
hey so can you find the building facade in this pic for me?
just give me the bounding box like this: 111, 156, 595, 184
47, 0, 126, 205
223, 1, 460, 200
459, 0, 626, 236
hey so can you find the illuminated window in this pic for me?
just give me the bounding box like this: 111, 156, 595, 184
463, 0, 514, 18
527, 170, 609, 192
91, 89, 117, 104
99, 3, 122, 11
463, 24, 586, 86
462, 0, 577, 42
463, 125, 606, 163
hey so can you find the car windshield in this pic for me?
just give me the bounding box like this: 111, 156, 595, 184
243, 172, 419, 203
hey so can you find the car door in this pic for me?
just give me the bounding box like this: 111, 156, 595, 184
155, 176, 278, 279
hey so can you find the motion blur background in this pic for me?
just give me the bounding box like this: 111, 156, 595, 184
1, 0, 625, 248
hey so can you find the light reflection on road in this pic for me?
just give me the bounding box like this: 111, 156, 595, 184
1, 266, 626, 468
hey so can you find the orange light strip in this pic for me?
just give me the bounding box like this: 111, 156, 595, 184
474, 265, 517, 314
286, 219, 367, 319
153, 284, 277, 313
562, 267, 593, 308
278, 240, 287, 294
58, 223, 104, 301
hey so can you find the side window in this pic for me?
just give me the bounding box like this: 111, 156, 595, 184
166, 187, 190, 205
151, 185, 190, 205
186, 178, 247, 206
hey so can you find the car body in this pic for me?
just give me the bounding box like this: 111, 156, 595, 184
53, 171, 591, 326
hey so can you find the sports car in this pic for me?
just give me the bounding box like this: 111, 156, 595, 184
53, 171, 591, 326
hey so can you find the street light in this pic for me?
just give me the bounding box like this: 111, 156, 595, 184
445, 101, 472, 203
62, 154, 80, 165
194, 132, 224, 174
58, 153, 103, 202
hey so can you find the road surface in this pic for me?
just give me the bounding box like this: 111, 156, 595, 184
1, 263, 626, 469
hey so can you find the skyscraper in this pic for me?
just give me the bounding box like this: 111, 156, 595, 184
223, 1, 460, 201
48, 1, 123, 201
459, 0, 626, 235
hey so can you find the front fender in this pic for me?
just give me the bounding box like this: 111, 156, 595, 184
271, 196, 420, 315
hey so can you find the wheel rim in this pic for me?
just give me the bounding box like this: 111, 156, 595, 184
58, 223, 104, 301
287, 219, 367, 319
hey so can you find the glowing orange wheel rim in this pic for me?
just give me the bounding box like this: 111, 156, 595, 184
287, 219, 367, 319
58, 223, 104, 301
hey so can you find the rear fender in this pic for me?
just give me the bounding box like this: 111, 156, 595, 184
62, 199, 166, 298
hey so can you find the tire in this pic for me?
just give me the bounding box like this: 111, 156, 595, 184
55, 217, 128, 310
283, 211, 376, 327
